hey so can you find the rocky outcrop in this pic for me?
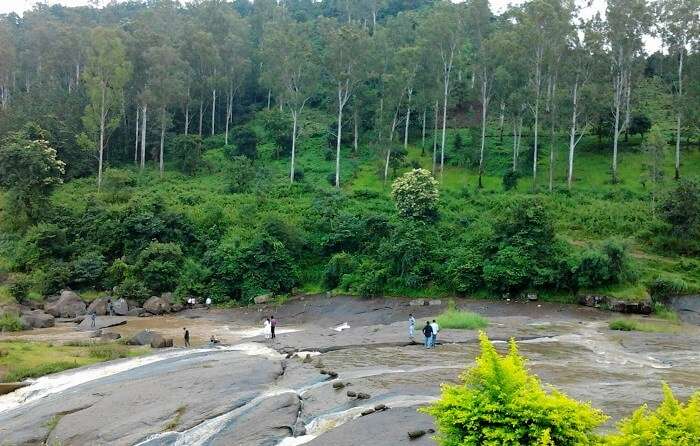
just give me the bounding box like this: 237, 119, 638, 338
254, 294, 272, 304
113, 298, 129, 316
76, 316, 127, 332
578, 294, 652, 315
19, 310, 55, 329
669, 295, 700, 325
127, 329, 172, 348
86, 297, 110, 316
45, 290, 86, 318
143, 297, 171, 315
127, 307, 144, 317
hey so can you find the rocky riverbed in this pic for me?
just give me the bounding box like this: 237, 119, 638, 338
1, 295, 699, 445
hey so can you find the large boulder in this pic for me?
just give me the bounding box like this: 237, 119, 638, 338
76, 316, 127, 332
127, 307, 144, 317
19, 310, 55, 329
578, 294, 609, 308
112, 298, 129, 316
150, 336, 173, 348
609, 300, 652, 315
127, 329, 160, 346
254, 294, 272, 305
45, 290, 86, 318
86, 297, 109, 316
143, 296, 171, 315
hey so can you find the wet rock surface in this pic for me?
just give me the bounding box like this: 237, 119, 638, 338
45, 290, 86, 318
1, 295, 699, 446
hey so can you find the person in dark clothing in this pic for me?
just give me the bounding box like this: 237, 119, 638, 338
270, 316, 277, 339
183, 327, 190, 347
422, 321, 433, 349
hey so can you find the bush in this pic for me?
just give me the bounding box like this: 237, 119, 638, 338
437, 303, 488, 330
657, 179, 700, 247
341, 258, 388, 297
170, 134, 202, 175
114, 277, 150, 304
70, 251, 107, 288
134, 242, 184, 294
422, 332, 607, 446
0, 313, 24, 332
104, 259, 129, 289
391, 168, 439, 220
35, 262, 71, 295
203, 134, 227, 151
14, 223, 68, 270
648, 276, 688, 302
9, 275, 32, 302
226, 156, 256, 193
483, 246, 531, 293
502, 170, 519, 191
323, 252, 356, 289
574, 240, 633, 290
228, 126, 258, 159
605, 384, 700, 446
443, 248, 484, 294
175, 258, 211, 298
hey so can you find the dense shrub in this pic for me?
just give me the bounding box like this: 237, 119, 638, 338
648, 276, 689, 302
14, 223, 68, 271
483, 246, 532, 294
323, 252, 355, 289
104, 259, 129, 290
391, 168, 439, 220
228, 126, 258, 159
70, 252, 107, 288
0, 313, 24, 332
605, 384, 700, 446
114, 277, 150, 303
170, 134, 203, 175
9, 274, 31, 302
134, 242, 184, 293
502, 170, 519, 191
657, 179, 700, 252
226, 155, 256, 193
443, 248, 485, 294
35, 262, 71, 295
341, 258, 388, 297
175, 258, 211, 298
422, 332, 607, 445
574, 241, 633, 290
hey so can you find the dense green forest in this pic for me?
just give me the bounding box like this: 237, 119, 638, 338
0, 0, 699, 308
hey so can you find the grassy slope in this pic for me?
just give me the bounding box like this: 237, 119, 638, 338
8, 109, 700, 301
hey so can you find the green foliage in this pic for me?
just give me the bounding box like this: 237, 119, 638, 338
8, 275, 31, 302
226, 155, 256, 193
0, 132, 65, 221
34, 262, 71, 295
391, 168, 439, 220
574, 241, 633, 290
443, 247, 485, 294
14, 223, 68, 271
228, 126, 258, 159
70, 251, 107, 288
175, 258, 211, 298
608, 318, 675, 333
422, 332, 607, 445
323, 252, 355, 289
502, 170, 519, 191
114, 277, 150, 304
341, 258, 388, 297
657, 179, 700, 252
648, 276, 688, 302
0, 313, 24, 332
170, 134, 203, 175
437, 304, 488, 330
605, 384, 700, 446
259, 109, 292, 158
134, 242, 184, 294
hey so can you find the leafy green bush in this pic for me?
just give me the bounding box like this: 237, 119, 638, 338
14, 223, 68, 271
104, 259, 129, 289
175, 258, 211, 298
0, 313, 24, 332
605, 384, 700, 446
134, 242, 183, 294
574, 240, 634, 290
114, 277, 150, 304
648, 276, 688, 302
437, 304, 488, 330
341, 258, 388, 297
502, 170, 519, 191
70, 251, 107, 288
226, 155, 256, 193
391, 168, 439, 220
8, 275, 31, 302
323, 252, 355, 289
227, 126, 258, 159
609, 319, 637, 331
483, 246, 531, 293
443, 248, 484, 294
35, 262, 71, 295
169, 134, 203, 175
422, 332, 607, 445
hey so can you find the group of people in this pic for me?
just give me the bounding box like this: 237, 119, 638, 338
263, 315, 277, 340
186, 297, 213, 308
408, 314, 440, 349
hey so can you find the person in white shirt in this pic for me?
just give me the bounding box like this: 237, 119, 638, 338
205, 297, 212, 309
263, 318, 271, 340
408, 314, 416, 341
430, 319, 439, 348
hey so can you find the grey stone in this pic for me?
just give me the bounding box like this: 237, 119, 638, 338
45, 290, 86, 318
428, 299, 442, 306
346, 390, 357, 398
150, 336, 173, 348
527, 293, 538, 301
361, 408, 375, 416
76, 316, 127, 332
19, 310, 55, 329
86, 297, 110, 316
127, 307, 144, 316
408, 299, 425, 306
407, 430, 426, 439
374, 404, 388, 411
356, 392, 371, 399
332, 382, 345, 390
100, 332, 121, 341
127, 330, 161, 346
143, 296, 171, 315
254, 294, 272, 304
171, 303, 184, 313
112, 298, 129, 316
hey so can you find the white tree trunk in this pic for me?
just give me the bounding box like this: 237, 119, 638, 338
353, 109, 359, 152
97, 84, 106, 191
267, 89, 271, 110
675, 49, 684, 180
432, 100, 438, 174
225, 88, 232, 145
335, 87, 345, 189
421, 107, 427, 153
184, 87, 190, 136
211, 88, 216, 136
140, 104, 147, 169
384, 145, 391, 184
134, 107, 140, 165
512, 120, 518, 171
567, 80, 583, 189
403, 88, 412, 150
198, 102, 203, 137
532, 48, 543, 187
159, 107, 166, 177
291, 111, 298, 183
499, 100, 505, 142
440, 81, 449, 180
478, 79, 488, 188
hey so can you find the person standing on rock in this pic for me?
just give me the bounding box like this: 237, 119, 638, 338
270, 315, 277, 339
107, 299, 114, 316
183, 327, 190, 347
90, 310, 97, 328
423, 321, 433, 349
430, 319, 439, 348
408, 314, 416, 341
205, 297, 212, 309
264, 318, 271, 340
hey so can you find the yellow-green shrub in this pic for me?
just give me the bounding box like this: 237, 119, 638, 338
605, 384, 700, 446
421, 332, 607, 446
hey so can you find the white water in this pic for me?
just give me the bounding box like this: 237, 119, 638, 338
332, 322, 350, 332
0, 343, 282, 415
225, 326, 301, 338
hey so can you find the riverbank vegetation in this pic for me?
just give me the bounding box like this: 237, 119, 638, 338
436, 303, 488, 330
424, 333, 700, 445
0, 340, 147, 383
0, 0, 698, 309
